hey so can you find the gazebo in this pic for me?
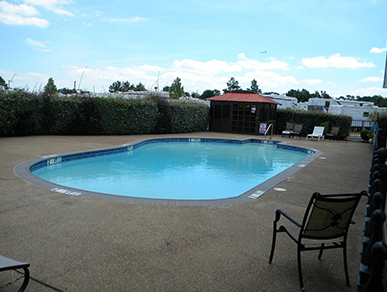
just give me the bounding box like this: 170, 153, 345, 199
206, 91, 280, 135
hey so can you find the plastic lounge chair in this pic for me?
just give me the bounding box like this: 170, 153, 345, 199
291, 124, 304, 139
281, 122, 294, 138
306, 126, 325, 141
0, 255, 30, 291
268, 191, 365, 291
325, 126, 340, 141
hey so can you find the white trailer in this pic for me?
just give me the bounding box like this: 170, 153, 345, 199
264, 94, 298, 109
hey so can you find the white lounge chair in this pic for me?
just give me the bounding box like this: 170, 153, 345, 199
306, 126, 325, 141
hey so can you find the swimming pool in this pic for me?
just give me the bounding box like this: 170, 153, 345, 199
15, 138, 321, 205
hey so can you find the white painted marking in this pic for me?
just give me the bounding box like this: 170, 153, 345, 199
189, 138, 201, 142
51, 187, 81, 196
298, 164, 306, 168
274, 188, 287, 192
319, 157, 326, 160
248, 190, 265, 199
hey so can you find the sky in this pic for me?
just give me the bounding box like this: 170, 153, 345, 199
0, 0, 386, 98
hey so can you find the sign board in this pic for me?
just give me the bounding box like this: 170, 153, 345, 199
384, 50, 387, 88
259, 123, 267, 134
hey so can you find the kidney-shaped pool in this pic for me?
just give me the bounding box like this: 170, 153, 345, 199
15, 138, 321, 205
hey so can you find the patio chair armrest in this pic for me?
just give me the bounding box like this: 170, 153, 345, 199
275, 209, 301, 227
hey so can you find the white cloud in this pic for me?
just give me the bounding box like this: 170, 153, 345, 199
0, 12, 49, 27
244, 70, 297, 88
0, 1, 38, 15
370, 47, 387, 53
139, 64, 165, 72
62, 55, 303, 93
0, 1, 49, 27
22, 0, 74, 16
301, 53, 375, 69
26, 38, 50, 51
103, 17, 149, 23
360, 76, 383, 83
170, 59, 241, 75
302, 79, 322, 85
351, 87, 387, 97
237, 53, 290, 70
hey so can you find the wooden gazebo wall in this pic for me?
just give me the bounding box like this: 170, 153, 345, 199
209, 101, 277, 134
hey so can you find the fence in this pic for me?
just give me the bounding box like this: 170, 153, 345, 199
357, 120, 387, 291
347, 120, 373, 141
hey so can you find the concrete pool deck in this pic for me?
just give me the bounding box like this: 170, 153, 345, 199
1, 133, 371, 291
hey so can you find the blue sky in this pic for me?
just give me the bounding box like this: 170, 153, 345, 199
0, 0, 386, 97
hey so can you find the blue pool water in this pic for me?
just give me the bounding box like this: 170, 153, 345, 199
32, 140, 310, 200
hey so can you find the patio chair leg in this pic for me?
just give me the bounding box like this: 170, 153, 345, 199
17, 267, 30, 292
343, 245, 350, 286
297, 247, 305, 291
318, 243, 324, 260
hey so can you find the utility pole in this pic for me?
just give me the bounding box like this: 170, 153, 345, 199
8, 73, 17, 89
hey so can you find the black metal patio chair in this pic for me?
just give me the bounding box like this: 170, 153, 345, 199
281, 122, 294, 138
326, 126, 340, 141
0, 255, 30, 292
268, 191, 365, 291
291, 123, 304, 139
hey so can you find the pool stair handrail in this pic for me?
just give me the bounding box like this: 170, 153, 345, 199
264, 123, 274, 139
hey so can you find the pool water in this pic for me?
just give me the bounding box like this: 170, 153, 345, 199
33, 141, 309, 200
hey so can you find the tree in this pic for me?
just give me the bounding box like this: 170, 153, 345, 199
0, 76, 8, 90
191, 92, 200, 98
135, 82, 146, 91
169, 77, 185, 99
109, 81, 122, 93
320, 91, 331, 99
58, 87, 76, 94
43, 77, 57, 97
162, 86, 170, 92
224, 77, 240, 93
200, 89, 220, 99
121, 81, 133, 92
249, 79, 261, 93
286, 89, 311, 103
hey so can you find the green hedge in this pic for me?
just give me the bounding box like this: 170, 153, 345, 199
276, 109, 352, 139
97, 97, 158, 135
0, 91, 46, 136
377, 112, 387, 147
170, 101, 210, 133
0, 92, 210, 136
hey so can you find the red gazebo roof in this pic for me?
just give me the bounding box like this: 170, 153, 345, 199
206, 92, 280, 104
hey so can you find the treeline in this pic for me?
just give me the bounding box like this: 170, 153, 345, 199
2, 75, 386, 106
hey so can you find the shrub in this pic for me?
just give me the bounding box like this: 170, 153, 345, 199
150, 94, 172, 134
50, 96, 83, 134
169, 101, 210, 133
361, 129, 373, 141
0, 90, 44, 136
377, 112, 387, 147
97, 97, 158, 135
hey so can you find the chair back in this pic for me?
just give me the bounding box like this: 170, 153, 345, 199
300, 192, 363, 240
286, 122, 294, 131
312, 126, 325, 136
330, 126, 340, 135
294, 124, 303, 132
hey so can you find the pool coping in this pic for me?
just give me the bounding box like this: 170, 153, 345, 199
14, 137, 322, 206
